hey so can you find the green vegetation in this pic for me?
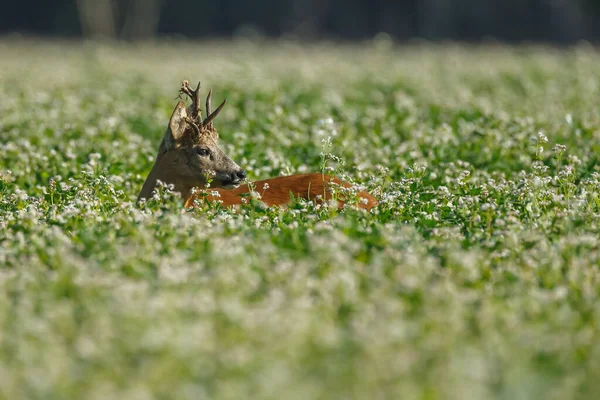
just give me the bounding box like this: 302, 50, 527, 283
2, 39, 600, 399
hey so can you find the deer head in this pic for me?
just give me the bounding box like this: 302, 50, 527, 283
137, 81, 246, 204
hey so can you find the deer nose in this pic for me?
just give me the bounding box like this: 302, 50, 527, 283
234, 170, 246, 181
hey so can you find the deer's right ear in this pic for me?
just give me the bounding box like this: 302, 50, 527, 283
165, 101, 188, 149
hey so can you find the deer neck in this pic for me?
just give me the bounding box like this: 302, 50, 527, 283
137, 149, 194, 204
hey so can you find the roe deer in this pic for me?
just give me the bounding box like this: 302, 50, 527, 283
138, 81, 378, 210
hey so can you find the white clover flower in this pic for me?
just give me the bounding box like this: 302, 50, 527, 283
536, 146, 544, 157
559, 165, 574, 177
565, 114, 573, 125
481, 202, 496, 211
568, 155, 581, 165
552, 144, 567, 153
537, 132, 549, 143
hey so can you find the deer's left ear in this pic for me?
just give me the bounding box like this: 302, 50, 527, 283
165, 101, 188, 149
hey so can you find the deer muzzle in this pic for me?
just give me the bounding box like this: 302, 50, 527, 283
215, 169, 246, 188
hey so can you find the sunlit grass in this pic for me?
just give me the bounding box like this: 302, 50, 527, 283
2, 39, 600, 399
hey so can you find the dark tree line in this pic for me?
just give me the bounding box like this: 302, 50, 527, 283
2, 0, 600, 43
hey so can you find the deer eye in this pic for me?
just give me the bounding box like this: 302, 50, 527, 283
196, 148, 211, 157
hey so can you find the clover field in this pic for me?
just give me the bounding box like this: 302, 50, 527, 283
2, 39, 600, 399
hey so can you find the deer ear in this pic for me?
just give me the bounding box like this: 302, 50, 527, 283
165, 101, 188, 149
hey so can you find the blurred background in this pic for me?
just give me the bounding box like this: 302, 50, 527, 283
2, 0, 600, 43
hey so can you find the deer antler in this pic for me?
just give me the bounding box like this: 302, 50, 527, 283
205, 88, 212, 115
180, 80, 226, 130
179, 80, 202, 121
203, 96, 227, 128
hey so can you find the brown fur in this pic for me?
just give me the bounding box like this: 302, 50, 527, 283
184, 173, 378, 210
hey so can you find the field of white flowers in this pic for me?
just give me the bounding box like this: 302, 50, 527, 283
2, 39, 600, 399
